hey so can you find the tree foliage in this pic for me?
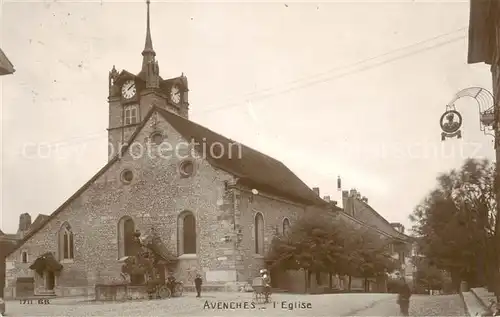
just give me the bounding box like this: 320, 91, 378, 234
413, 256, 445, 290
409, 158, 496, 289
265, 215, 398, 280
121, 231, 156, 285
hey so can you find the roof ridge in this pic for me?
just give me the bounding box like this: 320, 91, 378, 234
358, 200, 410, 239
156, 108, 285, 163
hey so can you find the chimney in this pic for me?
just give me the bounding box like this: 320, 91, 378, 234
349, 189, 357, 197
323, 195, 331, 202
18, 213, 32, 232
361, 196, 368, 203
342, 190, 349, 209
331, 201, 338, 206
312, 187, 320, 196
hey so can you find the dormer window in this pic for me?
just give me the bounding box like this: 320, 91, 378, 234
124, 105, 138, 125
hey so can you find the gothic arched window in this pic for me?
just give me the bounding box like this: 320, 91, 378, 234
58, 223, 74, 260
283, 218, 291, 236
118, 216, 135, 259
177, 211, 197, 255
255, 212, 264, 255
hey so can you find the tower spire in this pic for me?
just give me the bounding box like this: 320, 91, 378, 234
141, 0, 155, 70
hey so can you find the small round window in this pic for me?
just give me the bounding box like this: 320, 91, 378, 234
121, 169, 134, 184
179, 160, 194, 178
150, 132, 164, 145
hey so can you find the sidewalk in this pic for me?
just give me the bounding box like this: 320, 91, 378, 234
461, 287, 495, 316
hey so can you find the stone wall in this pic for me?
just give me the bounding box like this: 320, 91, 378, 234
235, 190, 307, 284
4, 110, 236, 298
94, 284, 148, 301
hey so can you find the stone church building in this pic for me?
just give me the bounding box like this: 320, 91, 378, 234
4, 1, 409, 298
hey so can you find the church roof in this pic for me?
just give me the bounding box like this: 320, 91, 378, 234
7, 106, 327, 257
156, 107, 327, 206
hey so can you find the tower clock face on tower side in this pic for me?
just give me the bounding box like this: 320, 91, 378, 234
121, 80, 136, 99
170, 85, 181, 104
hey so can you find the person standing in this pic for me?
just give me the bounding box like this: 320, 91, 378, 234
194, 274, 203, 298
397, 277, 411, 316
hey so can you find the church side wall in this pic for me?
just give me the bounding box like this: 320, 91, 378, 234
4, 111, 237, 298
234, 195, 346, 293
236, 190, 306, 285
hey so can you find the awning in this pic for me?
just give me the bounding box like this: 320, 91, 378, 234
29, 252, 63, 274
142, 232, 177, 264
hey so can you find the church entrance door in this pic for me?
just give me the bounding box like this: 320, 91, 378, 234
45, 271, 55, 291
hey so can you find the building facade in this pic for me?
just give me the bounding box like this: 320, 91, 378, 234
340, 189, 411, 291
3, 1, 410, 298
0, 214, 49, 297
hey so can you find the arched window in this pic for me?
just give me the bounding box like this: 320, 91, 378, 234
21, 251, 28, 263
283, 218, 291, 236
254, 212, 264, 255
118, 216, 135, 259
177, 211, 197, 255
58, 223, 74, 260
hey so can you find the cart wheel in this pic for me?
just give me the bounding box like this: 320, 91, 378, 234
158, 285, 171, 299
174, 283, 184, 296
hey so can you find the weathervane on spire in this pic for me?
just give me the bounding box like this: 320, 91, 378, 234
142, 0, 155, 57
140, 0, 160, 88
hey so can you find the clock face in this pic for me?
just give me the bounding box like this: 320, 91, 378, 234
121, 80, 136, 99
170, 85, 181, 104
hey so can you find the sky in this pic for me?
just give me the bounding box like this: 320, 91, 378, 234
0, 0, 495, 234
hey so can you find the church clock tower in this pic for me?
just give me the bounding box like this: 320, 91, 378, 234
107, 0, 189, 159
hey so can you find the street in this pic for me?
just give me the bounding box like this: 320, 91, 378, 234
3, 292, 467, 316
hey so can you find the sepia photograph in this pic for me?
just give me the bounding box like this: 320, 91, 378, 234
0, 0, 499, 316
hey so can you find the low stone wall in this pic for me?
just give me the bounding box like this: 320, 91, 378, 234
94, 283, 148, 301
183, 283, 240, 293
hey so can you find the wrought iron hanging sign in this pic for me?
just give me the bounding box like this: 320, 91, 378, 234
440, 109, 462, 141
440, 87, 495, 142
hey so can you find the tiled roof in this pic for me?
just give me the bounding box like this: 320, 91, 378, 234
156, 108, 327, 206
27, 214, 50, 234
356, 200, 410, 241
